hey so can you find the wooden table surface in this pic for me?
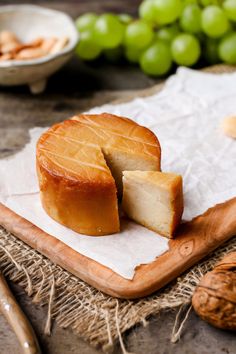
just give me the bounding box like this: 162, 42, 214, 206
0, 1, 236, 354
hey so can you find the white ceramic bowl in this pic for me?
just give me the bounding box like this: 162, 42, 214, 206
0, 5, 79, 93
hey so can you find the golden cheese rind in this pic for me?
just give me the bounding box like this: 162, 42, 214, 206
36, 113, 161, 236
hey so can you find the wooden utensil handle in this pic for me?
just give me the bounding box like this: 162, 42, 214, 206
0, 273, 41, 354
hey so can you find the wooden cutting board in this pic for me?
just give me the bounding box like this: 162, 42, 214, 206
1, 65, 236, 299
0, 197, 236, 299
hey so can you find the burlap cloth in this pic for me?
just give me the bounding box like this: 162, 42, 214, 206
0, 64, 236, 353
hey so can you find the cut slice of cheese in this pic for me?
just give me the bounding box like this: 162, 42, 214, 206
36, 113, 161, 236
122, 171, 183, 238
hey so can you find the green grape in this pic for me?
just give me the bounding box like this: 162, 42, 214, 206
75, 13, 98, 33
180, 0, 198, 14
180, 4, 202, 34
155, 0, 182, 25
227, 21, 234, 33
104, 46, 123, 62
118, 13, 133, 24
201, 6, 229, 38
156, 24, 179, 43
125, 46, 144, 63
93, 14, 124, 49
200, 0, 222, 6
218, 32, 236, 64
223, 0, 236, 22
125, 20, 154, 49
139, 0, 158, 24
75, 31, 102, 60
182, 0, 198, 4
204, 38, 220, 64
140, 41, 172, 76
171, 33, 201, 66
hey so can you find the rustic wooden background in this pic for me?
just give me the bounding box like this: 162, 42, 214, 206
0, 1, 236, 353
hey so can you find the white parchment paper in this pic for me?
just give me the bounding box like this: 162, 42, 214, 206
0, 68, 236, 279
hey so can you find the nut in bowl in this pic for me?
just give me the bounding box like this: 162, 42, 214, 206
0, 5, 79, 94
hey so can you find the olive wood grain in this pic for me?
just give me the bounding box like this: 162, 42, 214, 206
0, 272, 41, 354
0, 198, 236, 299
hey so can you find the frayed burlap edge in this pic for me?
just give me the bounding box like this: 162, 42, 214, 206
0, 226, 236, 352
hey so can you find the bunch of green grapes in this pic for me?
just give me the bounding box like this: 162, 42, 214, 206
75, 0, 236, 77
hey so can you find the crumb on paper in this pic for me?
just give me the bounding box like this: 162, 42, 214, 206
221, 116, 236, 139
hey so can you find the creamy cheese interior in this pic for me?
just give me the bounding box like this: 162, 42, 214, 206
122, 171, 184, 238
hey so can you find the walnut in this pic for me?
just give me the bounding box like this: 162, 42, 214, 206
192, 251, 236, 331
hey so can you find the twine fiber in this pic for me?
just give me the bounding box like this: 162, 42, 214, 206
0, 64, 236, 352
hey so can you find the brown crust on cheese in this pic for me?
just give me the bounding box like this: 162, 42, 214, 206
169, 175, 184, 237
36, 113, 161, 236
72, 113, 161, 168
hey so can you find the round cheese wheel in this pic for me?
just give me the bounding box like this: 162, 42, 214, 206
36, 113, 161, 236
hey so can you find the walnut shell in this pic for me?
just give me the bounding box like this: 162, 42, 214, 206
192, 252, 236, 331
215, 251, 236, 271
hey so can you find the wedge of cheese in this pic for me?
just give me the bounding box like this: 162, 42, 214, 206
122, 171, 183, 238
36, 113, 161, 236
